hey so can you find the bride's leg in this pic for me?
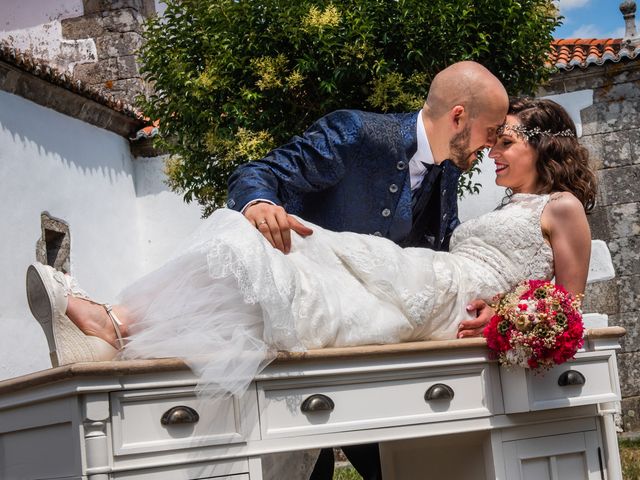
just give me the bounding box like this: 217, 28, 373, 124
66, 297, 129, 348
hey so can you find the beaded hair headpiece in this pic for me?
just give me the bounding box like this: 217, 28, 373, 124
498, 124, 575, 141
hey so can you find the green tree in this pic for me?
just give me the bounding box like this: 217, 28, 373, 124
139, 0, 560, 215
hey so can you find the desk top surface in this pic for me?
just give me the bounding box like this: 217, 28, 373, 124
0, 327, 625, 395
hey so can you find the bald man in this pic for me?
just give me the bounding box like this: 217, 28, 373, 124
227, 61, 508, 480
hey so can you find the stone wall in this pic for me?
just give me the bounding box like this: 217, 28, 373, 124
0, 0, 156, 106
540, 60, 640, 431
62, 0, 156, 104
0, 0, 92, 73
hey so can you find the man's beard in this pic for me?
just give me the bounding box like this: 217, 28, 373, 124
449, 125, 475, 170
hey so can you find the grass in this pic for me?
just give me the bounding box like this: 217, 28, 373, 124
334, 466, 361, 480
621, 438, 640, 480
332, 438, 640, 479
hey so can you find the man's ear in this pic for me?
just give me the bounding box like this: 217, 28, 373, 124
450, 105, 466, 131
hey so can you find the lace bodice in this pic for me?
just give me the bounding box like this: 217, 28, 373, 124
450, 193, 554, 295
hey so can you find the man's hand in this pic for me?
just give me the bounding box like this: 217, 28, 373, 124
244, 202, 313, 253
457, 299, 494, 338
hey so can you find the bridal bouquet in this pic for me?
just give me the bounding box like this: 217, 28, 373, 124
483, 280, 584, 371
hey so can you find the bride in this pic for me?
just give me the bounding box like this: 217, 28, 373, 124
26, 98, 597, 397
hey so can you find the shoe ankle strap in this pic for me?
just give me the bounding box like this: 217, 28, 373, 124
103, 304, 125, 350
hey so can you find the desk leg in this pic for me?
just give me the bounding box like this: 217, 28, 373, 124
599, 405, 622, 480
83, 393, 111, 479
248, 456, 264, 480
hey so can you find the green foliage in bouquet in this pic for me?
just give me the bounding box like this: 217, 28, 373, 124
138, 0, 560, 215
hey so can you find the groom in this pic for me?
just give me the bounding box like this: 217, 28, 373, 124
227, 61, 508, 479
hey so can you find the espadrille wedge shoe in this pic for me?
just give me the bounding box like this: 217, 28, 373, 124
26, 262, 124, 367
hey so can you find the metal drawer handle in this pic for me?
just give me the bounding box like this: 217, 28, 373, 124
161, 405, 200, 426
301, 394, 335, 413
558, 370, 586, 387
425, 383, 455, 401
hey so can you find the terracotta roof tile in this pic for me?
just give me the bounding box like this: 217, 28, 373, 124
550, 38, 639, 70
130, 120, 159, 140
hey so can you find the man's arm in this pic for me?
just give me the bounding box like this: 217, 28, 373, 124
227, 110, 366, 252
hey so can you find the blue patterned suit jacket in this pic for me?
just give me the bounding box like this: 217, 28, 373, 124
227, 109, 462, 251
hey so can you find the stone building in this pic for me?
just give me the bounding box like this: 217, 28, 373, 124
1, 0, 162, 105
542, 1, 640, 432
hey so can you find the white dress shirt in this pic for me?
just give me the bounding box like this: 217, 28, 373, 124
409, 109, 435, 190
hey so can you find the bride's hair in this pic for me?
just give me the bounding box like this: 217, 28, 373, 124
508, 97, 597, 211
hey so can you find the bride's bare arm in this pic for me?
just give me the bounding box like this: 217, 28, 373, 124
542, 192, 592, 296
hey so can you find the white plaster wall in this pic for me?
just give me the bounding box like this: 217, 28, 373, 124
0, 90, 139, 378
458, 90, 594, 221
0, 91, 202, 380
1, 0, 83, 29
458, 153, 508, 222
134, 155, 203, 274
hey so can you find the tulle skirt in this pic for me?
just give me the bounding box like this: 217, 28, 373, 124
117, 209, 475, 396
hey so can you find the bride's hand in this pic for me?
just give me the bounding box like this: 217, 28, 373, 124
244, 202, 313, 253
457, 299, 494, 338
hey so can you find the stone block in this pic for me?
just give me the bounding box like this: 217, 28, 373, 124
117, 55, 140, 78
621, 395, 640, 432
618, 351, 640, 397
0, 62, 21, 92
612, 312, 640, 353
104, 78, 147, 105
617, 275, 640, 313
581, 98, 640, 136
83, 0, 145, 13
583, 279, 619, 316
580, 129, 639, 169
605, 61, 640, 85
588, 206, 611, 240
61, 14, 105, 39
597, 165, 640, 206
608, 203, 640, 238
103, 8, 145, 33
595, 175, 607, 209
35, 213, 71, 274
141, 0, 156, 17
73, 57, 119, 84
59, 39, 98, 65
541, 69, 606, 95
631, 128, 640, 166
542, 62, 640, 97
95, 32, 143, 59
594, 79, 640, 103
609, 236, 640, 277
578, 134, 605, 170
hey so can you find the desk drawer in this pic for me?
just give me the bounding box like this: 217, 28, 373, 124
501, 352, 621, 413
111, 387, 247, 456
258, 365, 495, 439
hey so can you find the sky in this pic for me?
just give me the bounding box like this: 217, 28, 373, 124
553, 0, 628, 39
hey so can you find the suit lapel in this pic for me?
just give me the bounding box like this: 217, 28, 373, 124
386, 111, 419, 243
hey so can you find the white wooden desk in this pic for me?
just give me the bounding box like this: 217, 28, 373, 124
0, 327, 625, 480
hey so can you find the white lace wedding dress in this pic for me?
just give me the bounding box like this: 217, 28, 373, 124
119, 193, 554, 396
